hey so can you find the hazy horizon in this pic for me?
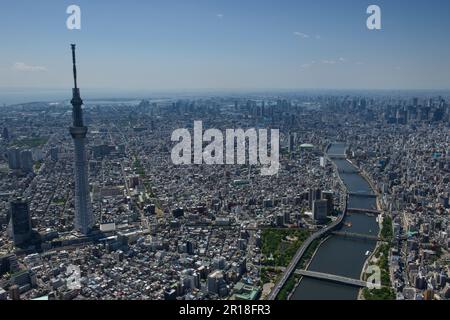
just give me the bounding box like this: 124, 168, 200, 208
2, 87, 450, 106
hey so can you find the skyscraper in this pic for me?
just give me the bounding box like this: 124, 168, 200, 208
308, 188, 322, 210
7, 147, 21, 170
312, 199, 328, 222
321, 191, 334, 215
69, 44, 93, 235
20, 150, 34, 173
288, 132, 295, 153
2, 127, 9, 141
9, 198, 32, 246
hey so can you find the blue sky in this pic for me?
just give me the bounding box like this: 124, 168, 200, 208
1, 0, 450, 93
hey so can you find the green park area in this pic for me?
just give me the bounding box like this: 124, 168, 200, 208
133, 157, 145, 176
132, 155, 162, 213
362, 215, 396, 300
52, 198, 66, 205
10, 137, 48, 148
380, 216, 393, 241
260, 228, 313, 300
275, 238, 321, 300
261, 228, 310, 267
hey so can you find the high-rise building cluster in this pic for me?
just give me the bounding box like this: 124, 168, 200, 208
0, 91, 448, 300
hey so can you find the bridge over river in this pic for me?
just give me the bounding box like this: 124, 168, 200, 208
295, 270, 368, 288
347, 208, 380, 215
331, 231, 383, 242
268, 144, 383, 300
267, 203, 347, 300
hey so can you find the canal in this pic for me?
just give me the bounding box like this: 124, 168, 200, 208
291, 143, 379, 300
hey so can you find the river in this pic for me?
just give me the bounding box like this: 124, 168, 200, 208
290, 143, 379, 300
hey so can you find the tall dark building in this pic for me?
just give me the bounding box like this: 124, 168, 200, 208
69, 44, 93, 235
7, 147, 21, 170
321, 191, 334, 215
9, 198, 32, 246
2, 127, 9, 141
312, 199, 328, 222
288, 133, 295, 154
0, 254, 19, 276
308, 188, 322, 210
308, 189, 314, 210
20, 150, 34, 173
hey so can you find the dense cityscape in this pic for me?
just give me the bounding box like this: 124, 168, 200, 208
1, 0, 449, 305
0, 88, 448, 300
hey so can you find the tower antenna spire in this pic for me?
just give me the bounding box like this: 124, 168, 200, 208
69, 43, 93, 235
71, 44, 78, 89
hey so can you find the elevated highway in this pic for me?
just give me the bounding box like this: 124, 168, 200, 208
267, 201, 347, 300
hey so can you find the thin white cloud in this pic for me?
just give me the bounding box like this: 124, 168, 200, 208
293, 32, 321, 40
216, 14, 224, 19
13, 62, 47, 72
301, 58, 347, 69
293, 31, 310, 39
301, 61, 316, 69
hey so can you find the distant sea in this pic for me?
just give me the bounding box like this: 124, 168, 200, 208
0, 88, 69, 105
0, 88, 151, 105
1, 87, 450, 106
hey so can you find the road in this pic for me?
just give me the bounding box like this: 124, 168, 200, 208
267, 202, 347, 300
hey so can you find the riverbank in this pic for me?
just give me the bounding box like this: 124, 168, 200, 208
352, 165, 382, 300
287, 235, 330, 300
358, 209, 384, 300
275, 236, 324, 300
360, 215, 396, 300
267, 145, 350, 300
290, 145, 380, 300
356, 167, 395, 300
